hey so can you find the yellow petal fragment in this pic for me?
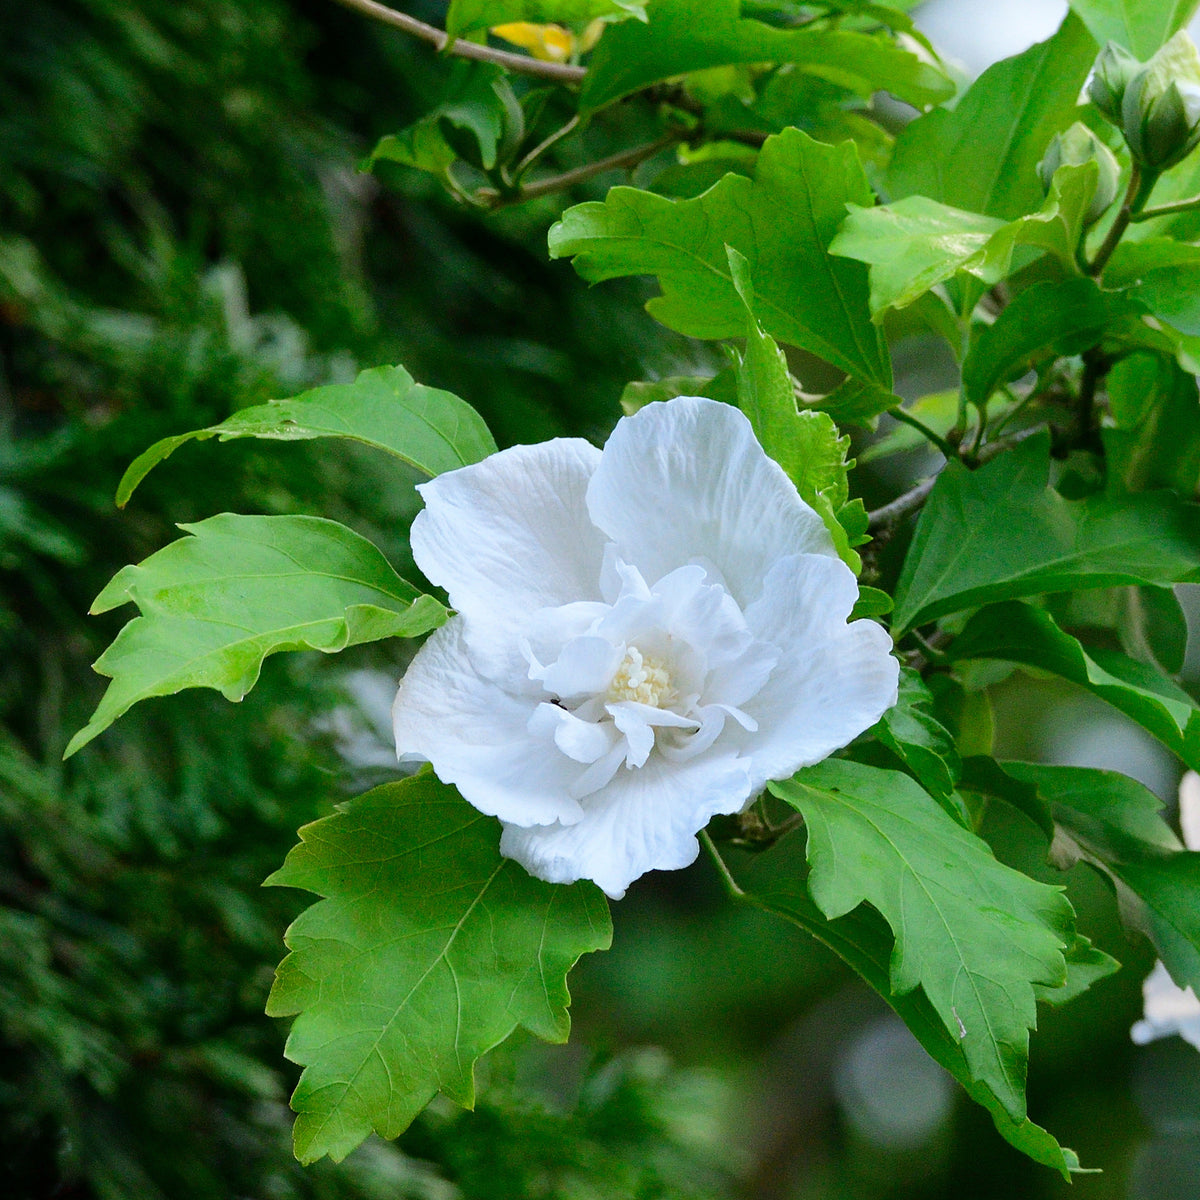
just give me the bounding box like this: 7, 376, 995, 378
491, 21, 575, 62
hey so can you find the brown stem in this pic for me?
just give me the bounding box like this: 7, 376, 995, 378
477, 134, 678, 208
329, 0, 587, 83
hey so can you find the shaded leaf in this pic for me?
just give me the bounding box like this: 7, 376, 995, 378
266, 775, 612, 1162
975, 760, 1200, 991
549, 128, 892, 388
946, 601, 1200, 770
66, 515, 446, 757
580, 0, 953, 111
888, 14, 1098, 221
963, 277, 1141, 408
891, 433, 1200, 633
118, 365, 497, 506
1103, 351, 1200, 495
769, 759, 1074, 1126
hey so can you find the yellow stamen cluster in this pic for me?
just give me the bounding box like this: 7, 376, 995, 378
607, 647, 673, 708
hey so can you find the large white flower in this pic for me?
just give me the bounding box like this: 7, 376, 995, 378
392, 397, 899, 898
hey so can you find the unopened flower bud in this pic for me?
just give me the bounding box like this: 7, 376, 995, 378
1088, 41, 1141, 124
1037, 122, 1121, 224
1120, 30, 1200, 169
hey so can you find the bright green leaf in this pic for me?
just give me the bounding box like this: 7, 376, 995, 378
872, 667, 963, 801
830, 197, 1006, 317
888, 14, 1098, 221
850, 585, 893, 620
447, 0, 647, 36
891, 433, 1200, 633
66, 515, 447, 757
833, 163, 1101, 319
1069, 0, 1200, 60
579, 0, 953, 111
726, 836, 1085, 1176
117, 365, 497, 506
946, 601, 1200, 770
769, 759, 1074, 1125
549, 128, 893, 389
266, 774, 612, 1163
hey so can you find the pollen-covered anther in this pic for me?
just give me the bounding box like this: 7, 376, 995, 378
606, 646, 675, 708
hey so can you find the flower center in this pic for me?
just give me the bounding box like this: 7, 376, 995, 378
606, 646, 674, 708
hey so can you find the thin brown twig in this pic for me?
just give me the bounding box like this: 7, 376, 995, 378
477, 134, 678, 208
329, 0, 587, 83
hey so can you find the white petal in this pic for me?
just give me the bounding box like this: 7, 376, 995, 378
529, 702, 617, 764
500, 751, 752, 898
737, 554, 899, 789
1131, 960, 1200, 1051
392, 621, 584, 826
411, 438, 607, 673
538, 636, 622, 700
587, 397, 835, 608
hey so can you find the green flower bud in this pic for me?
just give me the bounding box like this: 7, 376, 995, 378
1037, 122, 1122, 224
1120, 30, 1200, 170
1088, 41, 1141, 125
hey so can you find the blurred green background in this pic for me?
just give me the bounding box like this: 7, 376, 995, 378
2, 2, 1198, 1197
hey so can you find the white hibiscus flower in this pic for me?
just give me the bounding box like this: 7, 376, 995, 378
392, 396, 899, 898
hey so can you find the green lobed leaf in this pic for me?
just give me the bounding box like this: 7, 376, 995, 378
726, 245, 862, 572
65, 515, 447, 757
447, 0, 647, 36
726, 838, 1085, 1176
266, 774, 612, 1163
872, 667, 963, 801
549, 128, 893, 389
946, 601, 1200, 770
579, 0, 954, 111
1069, 0, 1200, 60
962, 277, 1142, 408
971, 760, 1200, 991
888, 14, 1098, 221
832, 163, 1101, 319
769, 759, 1075, 1126
830, 197, 1006, 317
891, 433, 1200, 633
117, 365, 497, 506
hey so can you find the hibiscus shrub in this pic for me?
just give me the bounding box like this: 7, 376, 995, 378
69, 0, 1200, 1180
